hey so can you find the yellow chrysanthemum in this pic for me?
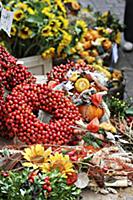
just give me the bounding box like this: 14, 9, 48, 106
42, 47, 55, 59
22, 144, 52, 169
57, 16, 69, 29
18, 26, 32, 40
76, 20, 88, 37
42, 152, 74, 176
11, 25, 17, 36
41, 26, 53, 37
27, 7, 35, 15
15, 2, 28, 10
14, 9, 25, 21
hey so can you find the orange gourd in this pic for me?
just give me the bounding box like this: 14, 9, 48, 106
78, 105, 104, 121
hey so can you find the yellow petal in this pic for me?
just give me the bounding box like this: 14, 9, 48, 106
24, 148, 32, 156
22, 162, 35, 168
35, 144, 44, 155
23, 154, 31, 161
44, 147, 52, 158
41, 163, 50, 172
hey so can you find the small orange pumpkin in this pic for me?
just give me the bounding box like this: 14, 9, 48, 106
78, 105, 104, 121
89, 29, 100, 40
84, 32, 93, 41
83, 41, 92, 50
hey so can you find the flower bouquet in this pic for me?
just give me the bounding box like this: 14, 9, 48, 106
0, 0, 85, 59
0, 144, 81, 200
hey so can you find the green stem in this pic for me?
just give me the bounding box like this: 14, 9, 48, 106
23, 42, 39, 57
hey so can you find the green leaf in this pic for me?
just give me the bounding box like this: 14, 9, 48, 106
26, 15, 47, 24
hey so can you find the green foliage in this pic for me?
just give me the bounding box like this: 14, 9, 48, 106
0, 169, 81, 200
94, 11, 123, 32
83, 132, 103, 148
0, 169, 31, 200
106, 96, 128, 117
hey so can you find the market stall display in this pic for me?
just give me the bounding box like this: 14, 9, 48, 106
0, 0, 133, 199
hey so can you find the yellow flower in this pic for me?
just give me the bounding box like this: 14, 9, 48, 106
41, 26, 53, 37
42, 7, 51, 14
41, 0, 51, 5
42, 7, 55, 19
49, 19, 61, 33
14, 10, 25, 21
42, 152, 75, 176
54, 0, 66, 14
27, 7, 35, 15
18, 26, 32, 40
15, 2, 28, 10
11, 25, 17, 36
22, 144, 52, 169
57, 31, 72, 56
42, 47, 55, 59
57, 16, 69, 29
76, 20, 88, 37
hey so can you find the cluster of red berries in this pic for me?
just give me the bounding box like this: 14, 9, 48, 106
0, 46, 36, 138
0, 46, 17, 67
3, 64, 36, 91
0, 46, 36, 91
4, 82, 81, 144
42, 176, 52, 192
47, 61, 95, 82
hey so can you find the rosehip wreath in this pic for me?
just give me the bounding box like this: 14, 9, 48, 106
0, 46, 36, 138
4, 83, 81, 145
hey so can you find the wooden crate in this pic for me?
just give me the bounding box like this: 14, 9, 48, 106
19, 55, 52, 75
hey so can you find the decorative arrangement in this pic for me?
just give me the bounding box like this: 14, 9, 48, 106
0, 1, 132, 199
0, 144, 81, 200
0, 0, 85, 59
